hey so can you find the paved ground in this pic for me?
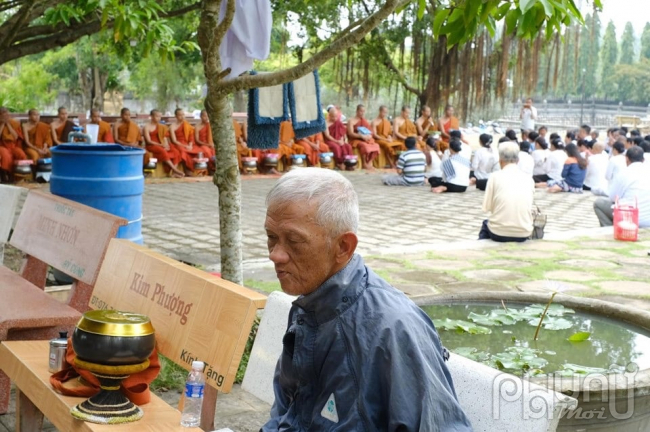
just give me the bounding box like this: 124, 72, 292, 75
4, 173, 649, 432
141, 171, 602, 270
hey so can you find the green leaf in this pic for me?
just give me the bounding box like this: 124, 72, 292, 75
505, 9, 520, 35
480, 0, 499, 22
539, 0, 554, 16
464, 0, 481, 25
417, 0, 426, 20
527, 317, 573, 330
452, 347, 490, 362
494, 2, 511, 20
520, 0, 535, 13
448, 7, 464, 23
432, 9, 450, 36
568, 331, 591, 342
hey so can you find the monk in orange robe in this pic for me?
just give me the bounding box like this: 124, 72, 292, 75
393, 105, 425, 151
437, 104, 460, 153
22, 108, 52, 164
113, 108, 141, 147
347, 104, 380, 170
277, 120, 305, 172
0, 107, 27, 181
416, 105, 435, 141
50, 106, 75, 145
372, 105, 403, 169
233, 118, 251, 171
86, 108, 114, 143
143, 109, 184, 178
194, 110, 216, 172
170, 108, 202, 174
296, 132, 329, 166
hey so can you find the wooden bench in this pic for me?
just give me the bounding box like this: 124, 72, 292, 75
0, 239, 267, 431
242, 291, 577, 432
0, 190, 127, 414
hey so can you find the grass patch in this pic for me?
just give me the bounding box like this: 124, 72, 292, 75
235, 316, 260, 384
245, 279, 281, 293
151, 355, 187, 393
150, 316, 261, 392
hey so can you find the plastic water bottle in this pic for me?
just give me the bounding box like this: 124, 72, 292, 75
180, 360, 205, 427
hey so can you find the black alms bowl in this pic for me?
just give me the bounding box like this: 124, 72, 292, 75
72, 310, 156, 366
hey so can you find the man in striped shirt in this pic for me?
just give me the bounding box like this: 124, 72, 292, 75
382, 137, 426, 186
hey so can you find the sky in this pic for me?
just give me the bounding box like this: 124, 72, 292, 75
596, 0, 650, 37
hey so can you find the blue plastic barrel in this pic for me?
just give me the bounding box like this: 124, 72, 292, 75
50, 144, 145, 244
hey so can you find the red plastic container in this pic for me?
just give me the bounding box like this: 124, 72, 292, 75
613, 198, 639, 242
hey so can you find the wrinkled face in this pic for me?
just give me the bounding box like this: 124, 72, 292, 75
446, 106, 454, 117
121, 110, 131, 122
90, 111, 101, 123
422, 106, 431, 117
265, 201, 337, 296
357, 106, 366, 118
151, 112, 161, 123
175, 110, 184, 121
58, 109, 68, 122
379, 107, 388, 118
29, 110, 40, 123
201, 111, 209, 123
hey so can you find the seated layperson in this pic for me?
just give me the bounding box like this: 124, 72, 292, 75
470, 133, 498, 191
479, 142, 534, 243
593, 146, 650, 229
546, 143, 587, 194
430, 139, 470, 193
261, 168, 472, 431
381, 137, 426, 186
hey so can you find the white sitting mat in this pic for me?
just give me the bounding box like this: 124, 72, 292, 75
0, 184, 24, 262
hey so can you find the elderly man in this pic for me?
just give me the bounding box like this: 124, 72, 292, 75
262, 168, 472, 431
593, 146, 650, 228
479, 142, 534, 242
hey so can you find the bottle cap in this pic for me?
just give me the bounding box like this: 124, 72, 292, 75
192, 361, 204, 370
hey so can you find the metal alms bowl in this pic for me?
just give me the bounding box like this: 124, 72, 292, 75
242, 159, 258, 168
319, 154, 332, 164
14, 165, 32, 175
263, 154, 279, 167
72, 310, 155, 366
344, 157, 358, 167
194, 161, 208, 170
144, 161, 157, 170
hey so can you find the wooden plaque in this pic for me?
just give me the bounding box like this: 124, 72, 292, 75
10, 190, 126, 286
89, 239, 267, 393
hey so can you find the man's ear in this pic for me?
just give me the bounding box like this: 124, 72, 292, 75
335, 232, 358, 264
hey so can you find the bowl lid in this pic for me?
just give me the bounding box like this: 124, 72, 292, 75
76, 310, 155, 337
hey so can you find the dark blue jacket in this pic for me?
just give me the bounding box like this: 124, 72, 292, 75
260, 254, 473, 431
562, 162, 586, 188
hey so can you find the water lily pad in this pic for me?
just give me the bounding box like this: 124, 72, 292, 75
557, 363, 610, 376
568, 331, 591, 342
491, 346, 548, 372
433, 318, 492, 335
524, 304, 575, 317
451, 347, 490, 362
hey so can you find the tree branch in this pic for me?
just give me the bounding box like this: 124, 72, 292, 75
214, 0, 235, 49
215, 0, 410, 94
376, 38, 422, 97
0, 1, 201, 65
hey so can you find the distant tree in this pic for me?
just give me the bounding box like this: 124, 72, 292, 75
578, 13, 600, 98
600, 20, 618, 99
619, 22, 636, 65
640, 23, 650, 60
612, 61, 650, 103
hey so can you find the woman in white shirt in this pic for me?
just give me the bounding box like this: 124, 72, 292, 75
535, 138, 566, 187
424, 137, 443, 181
605, 142, 627, 183
532, 137, 550, 181
430, 139, 470, 193
470, 133, 499, 191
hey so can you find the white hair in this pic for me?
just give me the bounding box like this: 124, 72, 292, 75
499, 142, 520, 164
266, 168, 359, 236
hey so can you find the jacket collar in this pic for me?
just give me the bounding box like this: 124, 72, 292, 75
292, 254, 367, 325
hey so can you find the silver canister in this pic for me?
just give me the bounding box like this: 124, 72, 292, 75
48, 331, 68, 373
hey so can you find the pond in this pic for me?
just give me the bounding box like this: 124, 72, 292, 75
422, 303, 650, 377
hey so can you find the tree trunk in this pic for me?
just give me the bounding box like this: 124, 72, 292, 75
198, 0, 242, 285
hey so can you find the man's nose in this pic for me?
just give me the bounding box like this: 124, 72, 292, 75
269, 243, 289, 264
